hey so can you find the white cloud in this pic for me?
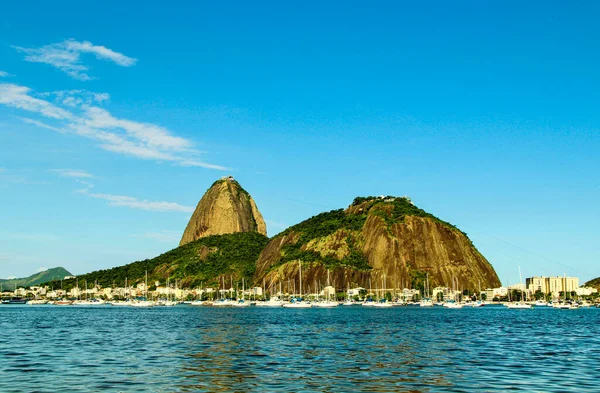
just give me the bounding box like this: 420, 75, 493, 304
18, 117, 64, 133
77, 188, 194, 213
0, 70, 10, 77
78, 106, 191, 151
51, 169, 94, 178
36, 267, 48, 273
178, 159, 229, 170
42, 90, 110, 107
1, 83, 226, 170
0, 84, 73, 119
14, 39, 137, 80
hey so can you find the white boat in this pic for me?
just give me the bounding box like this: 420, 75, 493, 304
361, 300, 376, 307
190, 300, 204, 306
313, 301, 338, 308
283, 299, 312, 308
443, 300, 463, 309
231, 279, 251, 307
131, 300, 154, 308
213, 299, 235, 307
505, 302, 532, 309
110, 300, 132, 306
373, 300, 393, 308
27, 299, 48, 305
255, 297, 284, 307
553, 302, 579, 310
420, 274, 434, 307
282, 261, 312, 308
534, 300, 548, 307
342, 300, 359, 306
419, 298, 434, 307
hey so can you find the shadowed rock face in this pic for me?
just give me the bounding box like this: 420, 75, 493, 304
254, 198, 501, 293
180, 178, 267, 246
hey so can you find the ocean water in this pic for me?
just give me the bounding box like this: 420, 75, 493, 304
0, 305, 598, 392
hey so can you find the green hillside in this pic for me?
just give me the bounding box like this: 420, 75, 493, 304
585, 277, 600, 290
42, 232, 269, 291
0, 267, 72, 289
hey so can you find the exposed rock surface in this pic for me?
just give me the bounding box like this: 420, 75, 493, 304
180, 177, 267, 246
254, 197, 500, 293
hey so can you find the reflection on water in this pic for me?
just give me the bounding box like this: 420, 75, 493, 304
1, 306, 599, 392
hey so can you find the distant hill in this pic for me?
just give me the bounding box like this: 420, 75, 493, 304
43, 232, 269, 291
585, 277, 600, 290
0, 267, 72, 289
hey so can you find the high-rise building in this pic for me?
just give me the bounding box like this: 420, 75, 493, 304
525, 276, 579, 296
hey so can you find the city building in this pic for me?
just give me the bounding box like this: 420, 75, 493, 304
525, 276, 579, 297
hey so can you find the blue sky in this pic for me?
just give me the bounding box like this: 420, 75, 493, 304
1, 1, 598, 285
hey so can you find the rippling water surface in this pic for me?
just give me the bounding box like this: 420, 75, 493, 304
1, 305, 598, 392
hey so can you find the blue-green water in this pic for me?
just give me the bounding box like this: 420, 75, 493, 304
1, 305, 598, 392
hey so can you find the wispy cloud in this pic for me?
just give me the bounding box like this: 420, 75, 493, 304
0, 84, 73, 120
19, 117, 64, 133
0, 70, 10, 77
77, 187, 194, 213
41, 90, 110, 107
2, 83, 226, 170
36, 267, 48, 273
14, 39, 137, 80
51, 169, 94, 178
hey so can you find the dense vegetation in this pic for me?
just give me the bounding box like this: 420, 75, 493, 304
585, 277, 600, 290
280, 208, 367, 245
266, 196, 469, 274
0, 267, 72, 289
354, 196, 467, 236
276, 242, 371, 271
42, 232, 269, 291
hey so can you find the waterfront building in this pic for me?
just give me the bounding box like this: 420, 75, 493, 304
347, 287, 364, 297
575, 287, 597, 297
525, 276, 579, 297
320, 285, 336, 297
250, 287, 263, 296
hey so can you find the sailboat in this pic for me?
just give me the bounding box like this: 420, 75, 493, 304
313, 270, 338, 308
373, 274, 393, 308
131, 271, 154, 307
505, 267, 532, 309
444, 276, 464, 308
362, 278, 376, 306
232, 278, 251, 307
283, 261, 312, 308
419, 273, 434, 307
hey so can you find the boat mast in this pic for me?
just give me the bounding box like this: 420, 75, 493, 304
299, 261, 303, 299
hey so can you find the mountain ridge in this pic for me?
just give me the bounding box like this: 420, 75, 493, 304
0, 267, 72, 289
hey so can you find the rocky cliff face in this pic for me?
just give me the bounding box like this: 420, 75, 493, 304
253, 197, 500, 294
180, 177, 267, 246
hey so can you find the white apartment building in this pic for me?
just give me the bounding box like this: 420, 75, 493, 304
525, 276, 579, 297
